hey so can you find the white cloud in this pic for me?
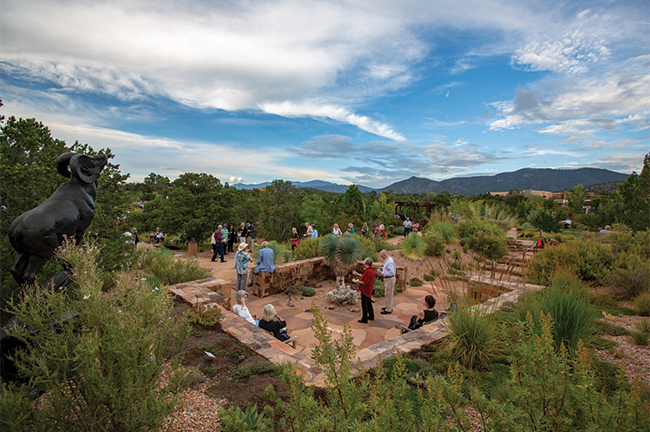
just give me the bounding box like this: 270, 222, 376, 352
259, 101, 405, 141
489, 56, 650, 133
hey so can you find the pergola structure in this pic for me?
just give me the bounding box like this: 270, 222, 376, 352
391, 201, 440, 221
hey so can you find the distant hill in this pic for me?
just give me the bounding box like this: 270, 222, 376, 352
233, 180, 374, 193
232, 168, 629, 195
380, 168, 629, 195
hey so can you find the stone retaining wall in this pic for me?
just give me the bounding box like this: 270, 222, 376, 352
250, 257, 408, 297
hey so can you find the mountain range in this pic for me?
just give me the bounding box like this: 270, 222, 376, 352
233, 168, 629, 195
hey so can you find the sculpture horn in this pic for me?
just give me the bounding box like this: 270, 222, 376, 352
56, 152, 77, 178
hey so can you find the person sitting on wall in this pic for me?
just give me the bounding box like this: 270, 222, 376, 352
258, 304, 290, 341
232, 290, 257, 325
248, 241, 275, 286
407, 295, 439, 330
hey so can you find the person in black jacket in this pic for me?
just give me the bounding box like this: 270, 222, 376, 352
258, 304, 290, 341
408, 295, 439, 330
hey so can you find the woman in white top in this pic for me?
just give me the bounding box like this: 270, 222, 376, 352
232, 290, 257, 325
332, 223, 342, 236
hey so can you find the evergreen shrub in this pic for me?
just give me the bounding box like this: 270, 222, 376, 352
526, 239, 616, 285
140, 246, 211, 285
423, 231, 445, 256
608, 253, 650, 299
292, 237, 322, 261
3, 240, 190, 431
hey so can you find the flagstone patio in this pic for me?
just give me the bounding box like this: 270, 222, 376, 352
170, 271, 543, 387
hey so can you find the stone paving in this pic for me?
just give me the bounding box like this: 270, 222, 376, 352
170, 271, 544, 387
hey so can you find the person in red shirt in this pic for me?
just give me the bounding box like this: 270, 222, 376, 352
352, 257, 375, 323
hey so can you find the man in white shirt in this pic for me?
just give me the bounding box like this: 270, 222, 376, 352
379, 250, 396, 314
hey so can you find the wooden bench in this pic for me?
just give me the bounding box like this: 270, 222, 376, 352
263, 329, 298, 349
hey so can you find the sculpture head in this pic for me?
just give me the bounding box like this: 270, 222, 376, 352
57, 152, 108, 183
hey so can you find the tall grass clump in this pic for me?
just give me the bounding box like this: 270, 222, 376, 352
629, 320, 650, 346
3, 240, 190, 431
633, 293, 650, 316
466, 202, 518, 230
446, 306, 501, 369
401, 232, 426, 260
425, 220, 457, 243
140, 246, 211, 285
526, 238, 616, 285
538, 271, 598, 353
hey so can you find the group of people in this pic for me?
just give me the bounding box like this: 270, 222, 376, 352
211, 222, 257, 263
230, 247, 439, 342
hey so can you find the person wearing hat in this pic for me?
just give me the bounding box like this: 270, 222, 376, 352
232, 242, 253, 292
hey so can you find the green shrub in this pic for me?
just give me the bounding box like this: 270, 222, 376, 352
526, 239, 616, 285
468, 229, 508, 260
185, 306, 221, 327
140, 246, 211, 285
401, 232, 426, 260
292, 237, 322, 261
373, 278, 389, 297
301, 286, 316, 297
446, 306, 501, 369
608, 253, 650, 299
350, 233, 378, 261
604, 229, 650, 259
3, 240, 190, 431
232, 362, 278, 382
423, 231, 445, 256
218, 404, 270, 431
527, 208, 562, 232
372, 237, 391, 252
425, 220, 457, 243
409, 277, 423, 286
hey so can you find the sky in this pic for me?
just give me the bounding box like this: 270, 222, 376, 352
1, 0, 648, 189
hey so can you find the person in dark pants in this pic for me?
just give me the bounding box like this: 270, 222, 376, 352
228, 224, 236, 253
352, 257, 375, 324
211, 225, 226, 262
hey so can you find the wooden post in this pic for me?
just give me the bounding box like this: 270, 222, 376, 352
187, 242, 198, 257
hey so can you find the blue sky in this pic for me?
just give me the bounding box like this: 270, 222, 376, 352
1, 0, 648, 188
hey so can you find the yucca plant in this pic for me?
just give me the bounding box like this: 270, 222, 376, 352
401, 232, 426, 260
319, 234, 363, 287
